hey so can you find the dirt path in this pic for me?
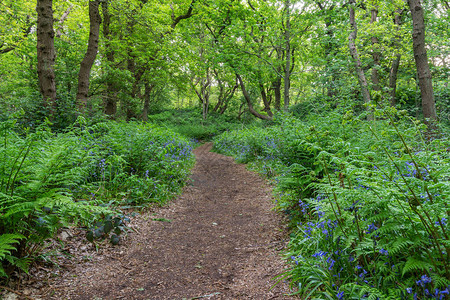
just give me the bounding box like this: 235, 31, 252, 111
33, 143, 293, 299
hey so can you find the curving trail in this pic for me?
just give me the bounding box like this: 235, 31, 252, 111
40, 143, 293, 299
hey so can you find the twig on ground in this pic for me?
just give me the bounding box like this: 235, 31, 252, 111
190, 292, 221, 299
0, 285, 36, 300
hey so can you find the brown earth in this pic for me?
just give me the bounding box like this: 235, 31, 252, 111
12, 143, 295, 299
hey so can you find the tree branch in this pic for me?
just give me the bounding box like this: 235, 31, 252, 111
171, 0, 196, 29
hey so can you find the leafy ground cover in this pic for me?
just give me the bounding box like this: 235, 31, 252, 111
0, 117, 194, 278
147, 108, 255, 140
214, 108, 450, 299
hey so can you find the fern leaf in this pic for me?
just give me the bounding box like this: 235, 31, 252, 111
0, 234, 24, 259
402, 257, 434, 276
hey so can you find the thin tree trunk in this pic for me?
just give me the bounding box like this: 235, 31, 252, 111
348, 1, 372, 108
317, 3, 337, 99
218, 84, 237, 114
142, 82, 153, 122
236, 74, 272, 120
388, 9, 403, 106
272, 76, 282, 111
76, 0, 101, 114
36, 0, 56, 117
370, 7, 381, 95
407, 0, 437, 120
102, 0, 117, 117
213, 79, 225, 113
260, 84, 273, 118
56, 5, 73, 37
203, 73, 210, 120
283, 0, 291, 111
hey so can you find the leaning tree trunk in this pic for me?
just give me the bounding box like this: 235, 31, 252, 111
236, 74, 272, 121
407, 0, 437, 120
36, 0, 56, 117
76, 0, 101, 114
348, 0, 372, 112
260, 84, 273, 118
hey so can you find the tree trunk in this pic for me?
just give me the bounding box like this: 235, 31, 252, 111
348, 1, 372, 108
283, 0, 291, 111
236, 74, 272, 120
272, 76, 282, 111
76, 0, 101, 114
102, 0, 117, 117
56, 5, 73, 37
260, 84, 273, 118
213, 77, 237, 115
407, 0, 437, 120
36, 0, 56, 117
142, 82, 153, 122
388, 9, 403, 106
218, 84, 237, 114
213, 79, 225, 113
317, 3, 337, 99
370, 7, 381, 95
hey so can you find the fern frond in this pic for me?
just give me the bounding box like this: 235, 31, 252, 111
0, 234, 24, 259
402, 257, 434, 276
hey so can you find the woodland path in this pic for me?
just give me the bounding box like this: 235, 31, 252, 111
33, 143, 293, 299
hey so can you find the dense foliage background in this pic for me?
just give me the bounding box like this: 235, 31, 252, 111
0, 0, 449, 298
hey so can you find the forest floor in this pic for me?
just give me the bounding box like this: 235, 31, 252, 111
8, 143, 294, 300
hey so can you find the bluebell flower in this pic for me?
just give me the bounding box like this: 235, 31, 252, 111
337, 291, 344, 300
379, 248, 388, 256
406, 287, 412, 294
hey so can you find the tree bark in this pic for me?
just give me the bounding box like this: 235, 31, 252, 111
142, 82, 153, 122
212, 76, 237, 115
260, 84, 273, 118
388, 9, 403, 106
76, 0, 102, 114
56, 5, 73, 37
102, 0, 117, 117
272, 76, 282, 111
370, 7, 381, 94
317, 2, 337, 99
348, 1, 372, 107
236, 74, 272, 120
36, 0, 56, 116
407, 0, 437, 120
192, 74, 211, 120
283, 0, 291, 111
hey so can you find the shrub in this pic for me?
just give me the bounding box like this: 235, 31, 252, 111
214, 108, 450, 299
0, 117, 194, 277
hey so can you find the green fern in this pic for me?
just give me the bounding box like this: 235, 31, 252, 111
0, 234, 24, 258
402, 257, 435, 276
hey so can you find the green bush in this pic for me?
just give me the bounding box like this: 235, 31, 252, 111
214, 108, 450, 299
0, 117, 194, 277
146, 108, 253, 140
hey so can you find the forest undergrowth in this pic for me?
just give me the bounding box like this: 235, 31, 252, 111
0, 115, 194, 279
214, 107, 450, 300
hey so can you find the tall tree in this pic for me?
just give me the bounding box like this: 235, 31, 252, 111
283, 0, 292, 110
317, 2, 337, 100
388, 8, 404, 106
369, 4, 381, 94
76, 0, 102, 114
101, 0, 117, 117
407, 0, 437, 120
36, 0, 56, 116
348, 0, 372, 108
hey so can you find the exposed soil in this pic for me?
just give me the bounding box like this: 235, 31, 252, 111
9, 143, 294, 299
